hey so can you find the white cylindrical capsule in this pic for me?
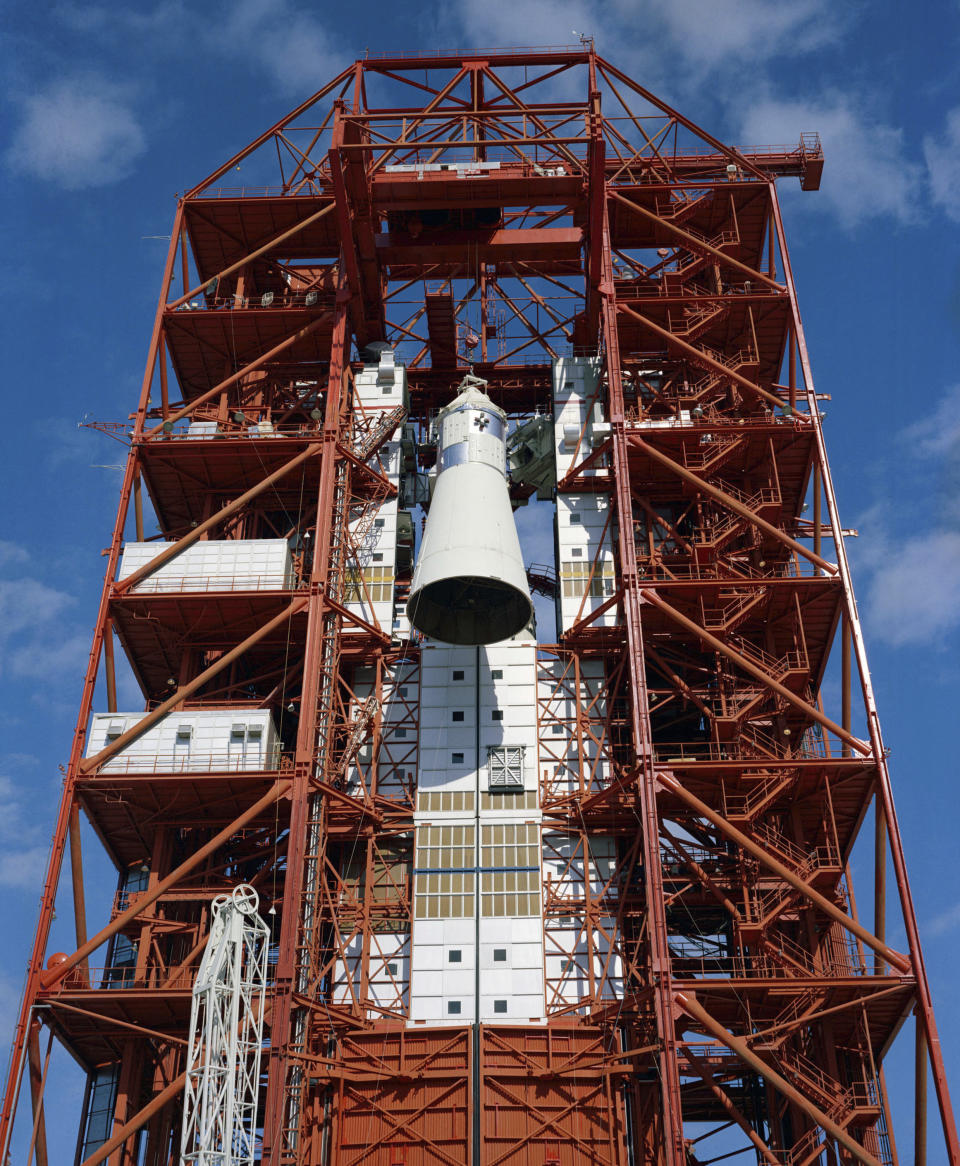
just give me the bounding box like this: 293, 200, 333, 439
407, 379, 533, 645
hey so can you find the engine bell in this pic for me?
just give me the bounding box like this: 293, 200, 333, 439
407, 375, 533, 645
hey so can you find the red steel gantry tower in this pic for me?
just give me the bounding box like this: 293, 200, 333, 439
1, 44, 957, 1166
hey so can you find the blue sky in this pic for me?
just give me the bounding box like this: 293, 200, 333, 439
2, 0, 960, 1155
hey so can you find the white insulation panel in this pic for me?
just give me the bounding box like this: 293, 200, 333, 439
409, 636, 545, 1025
118, 540, 294, 593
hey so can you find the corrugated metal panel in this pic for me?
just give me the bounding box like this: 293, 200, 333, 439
118, 538, 294, 592
480, 1026, 627, 1166
332, 1029, 470, 1166
85, 709, 279, 773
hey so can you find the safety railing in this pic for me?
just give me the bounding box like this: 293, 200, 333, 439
91, 750, 292, 776
168, 291, 335, 312
40, 966, 198, 995
751, 820, 839, 874
625, 400, 806, 427
363, 44, 587, 60
721, 774, 791, 820
124, 573, 301, 595
634, 551, 820, 583
656, 717, 839, 764
153, 421, 322, 439
194, 183, 330, 200
670, 927, 867, 982
651, 136, 822, 160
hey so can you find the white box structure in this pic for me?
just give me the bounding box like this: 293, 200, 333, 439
409, 636, 545, 1025
344, 351, 406, 637
117, 539, 294, 593
552, 357, 617, 632
85, 709, 280, 773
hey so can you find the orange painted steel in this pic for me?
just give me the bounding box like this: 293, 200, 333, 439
0, 45, 956, 1166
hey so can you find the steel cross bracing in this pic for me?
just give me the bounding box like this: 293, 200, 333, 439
0, 44, 955, 1166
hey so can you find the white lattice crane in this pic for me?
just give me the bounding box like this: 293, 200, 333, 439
179, 884, 269, 1166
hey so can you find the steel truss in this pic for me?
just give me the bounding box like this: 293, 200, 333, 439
180, 885, 269, 1166
0, 43, 956, 1166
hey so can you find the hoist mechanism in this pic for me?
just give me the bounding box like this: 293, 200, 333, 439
179, 884, 269, 1166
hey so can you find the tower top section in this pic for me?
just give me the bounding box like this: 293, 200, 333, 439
183, 46, 823, 204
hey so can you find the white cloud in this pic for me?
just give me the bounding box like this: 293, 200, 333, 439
448, 0, 838, 74
54, 0, 343, 97
54, 0, 185, 37
901, 383, 960, 457
0, 554, 90, 698
855, 383, 960, 645
924, 107, 960, 222
5, 76, 146, 190
0, 579, 74, 643
0, 973, 20, 1058
0, 753, 40, 770
0, 775, 37, 838
0, 776, 47, 890
218, 0, 342, 94
448, 0, 599, 53
0, 847, 48, 891
8, 634, 90, 681
926, 900, 960, 937
638, 0, 840, 67
42, 418, 93, 470
860, 527, 960, 647
0, 542, 29, 568
740, 93, 923, 227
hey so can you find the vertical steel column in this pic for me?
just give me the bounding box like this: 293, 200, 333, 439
261, 299, 349, 1165
842, 614, 851, 757
601, 211, 686, 1162
68, 806, 89, 980
25, 1022, 48, 1166
875, 806, 887, 978
917, 1012, 929, 1166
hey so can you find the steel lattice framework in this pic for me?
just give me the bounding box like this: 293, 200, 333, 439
0, 43, 957, 1166
180, 884, 269, 1166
